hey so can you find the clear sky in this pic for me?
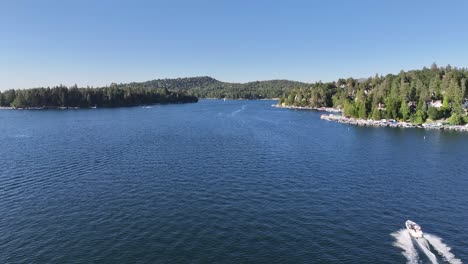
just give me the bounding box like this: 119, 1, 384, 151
1, 0, 468, 90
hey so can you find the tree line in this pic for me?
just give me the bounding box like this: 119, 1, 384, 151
0, 85, 198, 108
279, 64, 468, 125
113, 76, 309, 99
0, 76, 311, 109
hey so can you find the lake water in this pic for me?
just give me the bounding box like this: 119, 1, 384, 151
1, 100, 467, 263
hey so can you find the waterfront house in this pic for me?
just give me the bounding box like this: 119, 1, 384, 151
377, 102, 385, 110
429, 100, 443, 108
408, 101, 417, 112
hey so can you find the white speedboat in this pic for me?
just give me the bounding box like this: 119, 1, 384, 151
406, 220, 423, 238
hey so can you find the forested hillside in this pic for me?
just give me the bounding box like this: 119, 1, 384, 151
0, 76, 307, 108
0, 85, 198, 108
279, 64, 468, 125
3, 64, 467, 121
112, 77, 308, 99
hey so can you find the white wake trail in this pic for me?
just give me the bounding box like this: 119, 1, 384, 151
425, 233, 462, 264
231, 105, 246, 116
391, 229, 419, 264
416, 237, 438, 263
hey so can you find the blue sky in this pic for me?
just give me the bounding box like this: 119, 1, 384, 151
1, 0, 468, 90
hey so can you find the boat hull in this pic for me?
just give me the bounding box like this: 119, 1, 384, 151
405, 220, 423, 238
407, 229, 423, 238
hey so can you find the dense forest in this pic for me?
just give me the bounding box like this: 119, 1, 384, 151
279, 64, 468, 125
0, 77, 307, 109
3, 64, 468, 124
113, 77, 308, 99
184, 79, 308, 99
0, 85, 198, 109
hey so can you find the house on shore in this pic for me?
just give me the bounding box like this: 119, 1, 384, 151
428, 100, 443, 108
408, 101, 417, 112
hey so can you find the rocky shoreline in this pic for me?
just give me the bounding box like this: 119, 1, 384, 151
0, 106, 87, 110
320, 114, 468, 132
273, 104, 342, 113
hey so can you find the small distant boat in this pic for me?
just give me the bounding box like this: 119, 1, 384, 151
223, 98, 227, 101
90, 105, 97, 109
406, 220, 423, 238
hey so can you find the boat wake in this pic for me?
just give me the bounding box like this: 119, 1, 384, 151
392, 229, 419, 264
392, 229, 462, 264
424, 234, 462, 264
415, 237, 438, 263
231, 105, 246, 116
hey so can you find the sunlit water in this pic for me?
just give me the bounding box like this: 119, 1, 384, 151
0, 100, 467, 263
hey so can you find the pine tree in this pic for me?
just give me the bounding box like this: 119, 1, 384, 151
399, 101, 410, 120
371, 107, 382, 120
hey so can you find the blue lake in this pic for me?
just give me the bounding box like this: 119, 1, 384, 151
0, 99, 467, 263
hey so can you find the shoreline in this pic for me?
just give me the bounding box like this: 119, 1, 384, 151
203, 98, 279, 100
273, 104, 342, 113
0, 106, 100, 110
320, 114, 468, 132
0, 101, 197, 110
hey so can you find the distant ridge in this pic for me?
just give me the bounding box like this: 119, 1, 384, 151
111, 76, 309, 99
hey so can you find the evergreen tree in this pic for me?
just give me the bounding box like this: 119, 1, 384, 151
343, 101, 356, 117
414, 110, 427, 125
371, 108, 382, 120
399, 101, 410, 120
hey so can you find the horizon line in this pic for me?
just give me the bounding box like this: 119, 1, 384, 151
2, 63, 466, 91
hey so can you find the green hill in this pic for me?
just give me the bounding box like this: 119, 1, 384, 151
113, 77, 308, 99
279, 64, 468, 125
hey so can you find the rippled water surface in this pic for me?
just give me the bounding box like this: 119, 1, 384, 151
1, 100, 467, 263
